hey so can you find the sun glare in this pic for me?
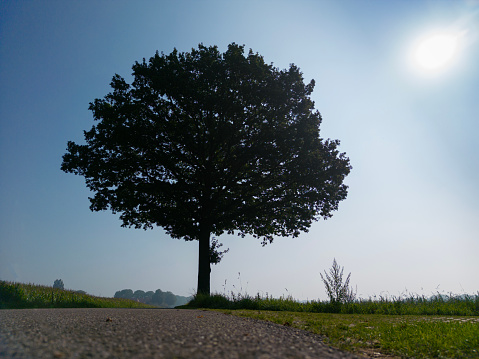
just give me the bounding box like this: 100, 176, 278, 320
413, 32, 459, 72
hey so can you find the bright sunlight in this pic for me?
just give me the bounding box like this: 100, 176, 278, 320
413, 32, 460, 71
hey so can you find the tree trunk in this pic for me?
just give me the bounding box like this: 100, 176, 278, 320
197, 224, 211, 295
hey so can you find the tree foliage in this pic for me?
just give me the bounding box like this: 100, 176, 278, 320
53, 279, 64, 290
209, 237, 229, 265
61, 43, 351, 295
114, 288, 190, 307
114, 289, 133, 299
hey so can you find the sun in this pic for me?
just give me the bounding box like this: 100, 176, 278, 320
413, 33, 459, 72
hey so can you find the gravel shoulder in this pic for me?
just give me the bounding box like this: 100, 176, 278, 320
0, 308, 362, 358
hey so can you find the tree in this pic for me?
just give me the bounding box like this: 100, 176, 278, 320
53, 279, 64, 290
152, 289, 165, 306
133, 290, 146, 301
144, 290, 154, 303
320, 258, 356, 304
114, 289, 134, 299
209, 237, 229, 265
61, 43, 351, 295
164, 291, 177, 307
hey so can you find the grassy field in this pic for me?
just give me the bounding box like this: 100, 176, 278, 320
0, 280, 155, 309
186, 292, 479, 358
3, 281, 478, 357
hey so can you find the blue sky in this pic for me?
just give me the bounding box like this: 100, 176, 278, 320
1, 0, 478, 300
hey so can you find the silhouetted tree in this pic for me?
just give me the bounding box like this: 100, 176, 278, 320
114, 289, 134, 299
61, 43, 351, 295
144, 291, 154, 303
133, 290, 146, 301
53, 279, 64, 290
210, 237, 229, 265
152, 289, 165, 305
164, 291, 176, 307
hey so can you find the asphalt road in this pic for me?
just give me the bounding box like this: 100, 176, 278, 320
0, 308, 362, 358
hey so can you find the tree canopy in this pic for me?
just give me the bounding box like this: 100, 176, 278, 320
61, 43, 351, 295
53, 279, 64, 290
113, 288, 190, 307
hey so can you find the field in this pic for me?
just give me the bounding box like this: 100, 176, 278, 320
186, 292, 479, 358
2, 281, 478, 357
0, 280, 155, 309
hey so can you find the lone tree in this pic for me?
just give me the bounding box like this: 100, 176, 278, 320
61, 43, 351, 295
53, 279, 64, 290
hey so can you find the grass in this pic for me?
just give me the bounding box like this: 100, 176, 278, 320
226, 310, 479, 358
0, 280, 156, 309
186, 291, 479, 358
186, 291, 479, 316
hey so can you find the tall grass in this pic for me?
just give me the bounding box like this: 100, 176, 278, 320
186, 291, 479, 316
0, 281, 155, 309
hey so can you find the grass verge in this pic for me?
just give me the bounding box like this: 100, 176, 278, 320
224, 310, 479, 358
186, 292, 479, 316
0, 280, 155, 309
186, 292, 479, 358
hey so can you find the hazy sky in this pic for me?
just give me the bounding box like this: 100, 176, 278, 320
1, 0, 478, 300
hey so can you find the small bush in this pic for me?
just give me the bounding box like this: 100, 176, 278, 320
320, 259, 356, 304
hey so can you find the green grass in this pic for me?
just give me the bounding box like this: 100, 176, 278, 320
186, 291, 479, 316
226, 310, 479, 358
186, 292, 479, 358
0, 280, 156, 309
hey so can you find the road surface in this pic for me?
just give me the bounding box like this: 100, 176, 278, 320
0, 308, 362, 358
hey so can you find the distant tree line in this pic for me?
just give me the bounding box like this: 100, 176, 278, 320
114, 289, 191, 308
